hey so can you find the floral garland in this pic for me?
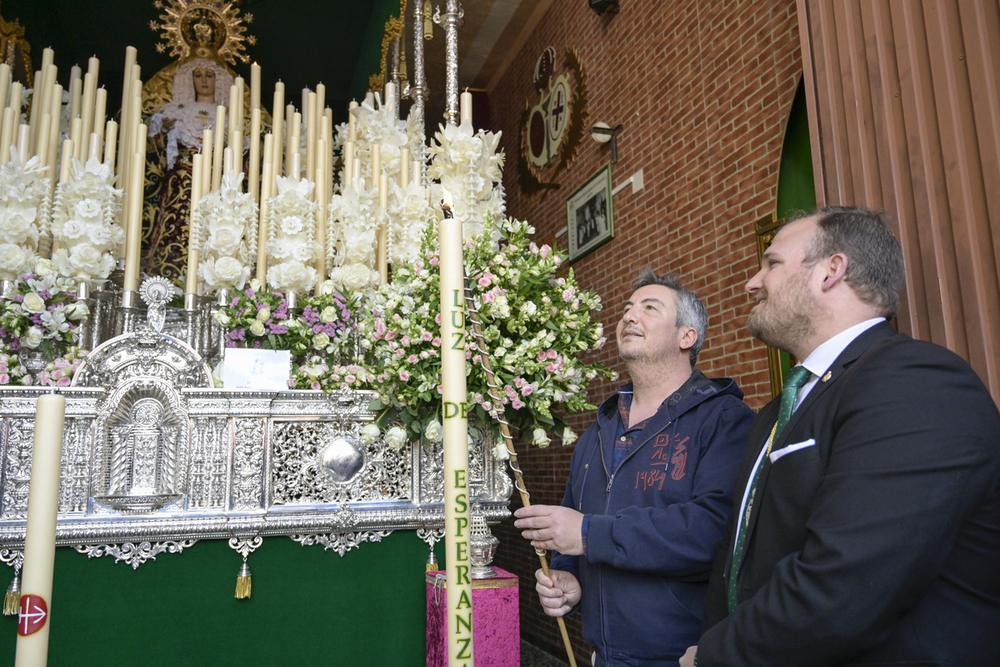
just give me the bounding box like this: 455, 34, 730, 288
196, 170, 257, 291
214, 278, 361, 355
363, 216, 615, 445
266, 175, 319, 294
0, 270, 88, 357
0, 151, 50, 280
49, 156, 123, 285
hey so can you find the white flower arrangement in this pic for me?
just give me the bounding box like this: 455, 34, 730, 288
426, 122, 506, 244
326, 180, 380, 294
0, 149, 51, 280
195, 170, 257, 291
266, 175, 319, 294
49, 156, 123, 284
387, 179, 436, 266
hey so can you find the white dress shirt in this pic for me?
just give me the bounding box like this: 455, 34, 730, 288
733, 318, 886, 556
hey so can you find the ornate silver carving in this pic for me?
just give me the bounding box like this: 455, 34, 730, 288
0, 548, 23, 571
290, 529, 393, 557
228, 535, 262, 560
0, 322, 512, 569
74, 540, 198, 569
434, 0, 464, 126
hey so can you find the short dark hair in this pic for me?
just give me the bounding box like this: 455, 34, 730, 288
631, 268, 708, 365
799, 206, 904, 317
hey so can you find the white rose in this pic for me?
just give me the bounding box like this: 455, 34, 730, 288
33, 257, 54, 275
360, 423, 381, 445
0, 243, 29, 276
204, 256, 248, 289
312, 332, 330, 350
532, 427, 551, 448
561, 427, 578, 446
385, 426, 408, 451
68, 302, 91, 321
492, 443, 511, 460
249, 278, 264, 292
22, 292, 46, 313
256, 307, 271, 322
22, 326, 44, 349
320, 306, 338, 323
209, 228, 241, 256
249, 320, 266, 336
424, 419, 443, 442
212, 310, 231, 326
67, 243, 105, 275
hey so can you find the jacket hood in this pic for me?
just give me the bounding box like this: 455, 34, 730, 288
596, 370, 745, 425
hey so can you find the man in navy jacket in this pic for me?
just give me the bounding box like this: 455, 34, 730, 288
515, 269, 754, 666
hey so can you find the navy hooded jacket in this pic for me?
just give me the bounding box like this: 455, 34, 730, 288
551, 371, 754, 666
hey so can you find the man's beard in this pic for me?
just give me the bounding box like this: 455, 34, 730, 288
747, 272, 817, 353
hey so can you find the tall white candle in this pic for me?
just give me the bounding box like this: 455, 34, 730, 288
348, 100, 358, 143
0, 63, 10, 116
13, 393, 66, 667
400, 147, 410, 189
460, 91, 472, 126
377, 173, 388, 286
438, 186, 474, 665
248, 107, 261, 202
271, 82, 284, 179
284, 104, 295, 178
0, 108, 14, 163
103, 120, 117, 172
80, 72, 97, 158
212, 105, 225, 191
305, 91, 317, 187
92, 88, 107, 144
250, 62, 261, 110
257, 133, 273, 282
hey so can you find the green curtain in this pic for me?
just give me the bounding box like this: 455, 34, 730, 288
2, 532, 440, 665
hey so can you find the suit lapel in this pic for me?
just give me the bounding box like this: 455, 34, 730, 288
743, 322, 898, 545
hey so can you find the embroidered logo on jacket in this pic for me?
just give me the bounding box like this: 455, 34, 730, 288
635, 434, 689, 489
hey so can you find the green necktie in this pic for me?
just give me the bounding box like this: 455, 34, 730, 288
727, 364, 812, 614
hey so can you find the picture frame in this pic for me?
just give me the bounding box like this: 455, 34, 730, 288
567, 164, 614, 262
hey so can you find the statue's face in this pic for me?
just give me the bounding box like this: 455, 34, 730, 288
193, 68, 216, 100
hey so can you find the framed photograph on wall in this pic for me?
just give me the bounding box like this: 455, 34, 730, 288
567, 164, 614, 262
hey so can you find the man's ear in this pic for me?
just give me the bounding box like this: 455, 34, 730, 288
678, 327, 698, 352
820, 253, 849, 292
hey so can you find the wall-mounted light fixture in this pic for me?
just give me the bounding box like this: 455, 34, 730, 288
591, 122, 623, 163
589, 0, 621, 15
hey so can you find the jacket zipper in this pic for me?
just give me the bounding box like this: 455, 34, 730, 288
595, 419, 673, 658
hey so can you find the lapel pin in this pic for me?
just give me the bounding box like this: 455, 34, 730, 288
821, 371, 832, 382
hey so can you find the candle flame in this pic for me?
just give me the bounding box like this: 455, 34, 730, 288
441, 186, 454, 218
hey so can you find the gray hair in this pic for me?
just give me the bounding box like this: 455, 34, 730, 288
799, 206, 904, 318
631, 268, 708, 365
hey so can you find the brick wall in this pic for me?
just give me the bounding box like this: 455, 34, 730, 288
485, 0, 802, 662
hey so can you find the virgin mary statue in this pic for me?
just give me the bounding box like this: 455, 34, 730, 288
143, 58, 234, 282
140, 0, 258, 282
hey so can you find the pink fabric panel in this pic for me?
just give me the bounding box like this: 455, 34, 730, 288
426, 568, 520, 667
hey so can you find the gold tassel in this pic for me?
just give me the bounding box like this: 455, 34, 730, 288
3, 570, 20, 616
235, 561, 251, 599
426, 548, 439, 572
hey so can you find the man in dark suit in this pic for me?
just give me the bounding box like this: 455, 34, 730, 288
682, 206, 1000, 666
